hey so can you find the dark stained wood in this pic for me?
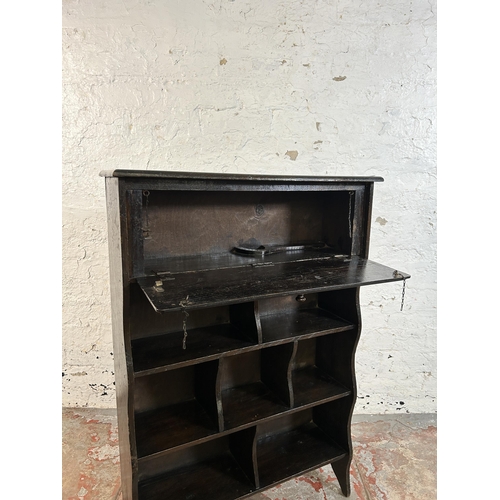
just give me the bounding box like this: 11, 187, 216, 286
314, 398, 357, 496
290, 337, 352, 407
331, 454, 352, 497
133, 362, 220, 458
256, 418, 347, 488
351, 188, 364, 256
144, 247, 342, 275
129, 284, 234, 341
361, 181, 375, 258
132, 324, 256, 376
105, 177, 138, 500
137, 257, 410, 313
292, 366, 351, 407
100, 169, 384, 184
134, 399, 219, 458
317, 289, 362, 389
128, 190, 145, 277
229, 302, 260, 344
141, 190, 331, 260
228, 427, 260, 489
261, 343, 296, 408
219, 351, 289, 430
259, 305, 354, 343
138, 453, 255, 500
195, 360, 221, 430
103, 170, 410, 500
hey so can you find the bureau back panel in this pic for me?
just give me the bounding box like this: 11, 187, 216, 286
141, 190, 351, 260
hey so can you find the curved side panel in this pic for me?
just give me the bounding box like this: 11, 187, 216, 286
315, 287, 362, 497
106, 179, 139, 500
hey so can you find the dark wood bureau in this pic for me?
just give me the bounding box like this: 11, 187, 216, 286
101, 170, 410, 500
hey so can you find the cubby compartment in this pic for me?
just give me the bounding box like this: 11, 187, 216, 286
137, 428, 258, 500
255, 405, 347, 488
291, 336, 351, 408
130, 286, 259, 374
258, 293, 355, 345
139, 189, 353, 269
219, 346, 294, 430
134, 362, 220, 458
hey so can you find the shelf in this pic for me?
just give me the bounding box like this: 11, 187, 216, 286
292, 366, 351, 408
257, 421, 347, 488
138, 453, 255, 500
132, 324, 256, 375
221, 382, 289, 430
218, 347, 293, 430
135, 400, 219, 458
260, 306, 354, 343
137, 256, 410, 312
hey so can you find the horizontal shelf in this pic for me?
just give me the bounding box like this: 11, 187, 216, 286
221, 382, 289, 430
135, 399, 219, 458
138, 453, 255, 500
257, 422, 347, 488
137, 256, 410, 312
260, 307, 354, 343
132, 324, 256, 375
292, 367, 351, 408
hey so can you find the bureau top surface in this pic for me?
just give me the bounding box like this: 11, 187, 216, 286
100, 169, 384, 183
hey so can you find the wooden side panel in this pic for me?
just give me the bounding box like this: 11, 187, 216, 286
362, 182, 375, 258
105, 177, 138, 500
315, 287, 363, 498
128, 190, 144, 277
228, 426, 260, 489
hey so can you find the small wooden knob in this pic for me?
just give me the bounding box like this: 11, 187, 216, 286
296, 294, 306, 302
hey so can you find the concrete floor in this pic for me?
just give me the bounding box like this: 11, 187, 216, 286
62, 409, 436, 500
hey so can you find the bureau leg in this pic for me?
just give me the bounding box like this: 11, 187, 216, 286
331, 455, 351, 497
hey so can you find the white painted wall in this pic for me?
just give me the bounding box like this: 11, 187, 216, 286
62, 0, 436, 413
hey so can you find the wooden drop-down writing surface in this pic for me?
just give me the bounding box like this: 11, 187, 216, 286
136, 256, 410, 313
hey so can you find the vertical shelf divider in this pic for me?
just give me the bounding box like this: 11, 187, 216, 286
261, 342, 296, 408
253, 300, 263, 344
214, 359, 225, 433
230, 301, 261, 344
228, 426, 260, 490
194, 360, 221, 430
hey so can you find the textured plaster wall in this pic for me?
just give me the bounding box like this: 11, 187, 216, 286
62, 0, 436, 413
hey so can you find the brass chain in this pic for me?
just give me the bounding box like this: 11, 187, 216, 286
400, 278, 406, 311
182, 310, 189, 350
393, 271, 406, 311
179, 295, 191, 350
